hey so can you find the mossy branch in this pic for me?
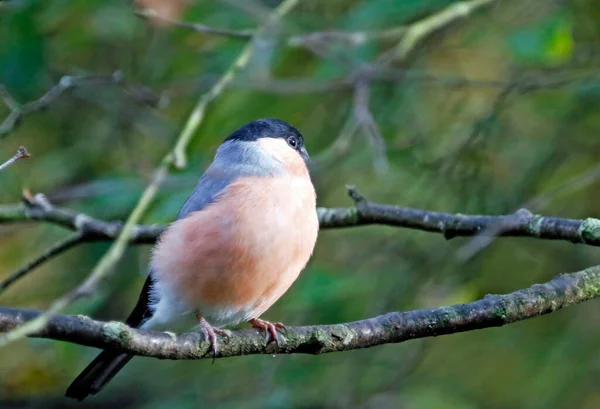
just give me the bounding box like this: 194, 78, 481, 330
1, 263, 599, 358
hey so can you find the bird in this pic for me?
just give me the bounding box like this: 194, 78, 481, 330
65, 118, 319, 401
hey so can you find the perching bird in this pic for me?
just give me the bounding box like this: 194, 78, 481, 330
65, 118, 319, 401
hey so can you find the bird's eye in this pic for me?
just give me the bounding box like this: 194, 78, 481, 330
286, 135, 298, 148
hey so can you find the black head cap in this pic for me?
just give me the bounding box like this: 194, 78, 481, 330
224, 118, 309, 162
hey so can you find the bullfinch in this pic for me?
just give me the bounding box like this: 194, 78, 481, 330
65, 118, 319, 400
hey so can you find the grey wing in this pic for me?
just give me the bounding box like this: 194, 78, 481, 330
177, 167, 236, 220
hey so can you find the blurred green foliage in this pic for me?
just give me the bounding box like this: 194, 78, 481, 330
1, 0, 600, 408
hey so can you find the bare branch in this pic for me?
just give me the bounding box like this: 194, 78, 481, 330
135, 8, 254, 39
1, 263, 599, 358
328, 186, 600, 246
0, 146, 30, 172
0, 195, 163, 243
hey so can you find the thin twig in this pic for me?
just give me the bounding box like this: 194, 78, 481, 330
0, 73, 161, 137
381, 0, 496, 64
138, 7, 407, 47
311, 114, 360, 168
353, 78, 389, 173
240, 69, 600, 98
288, 27, 407, 48
135, 9, 254, 39
0, 233, 84, 294
0, 85, 20, 111
0, 146, 30, 172
1, 262, 600, 358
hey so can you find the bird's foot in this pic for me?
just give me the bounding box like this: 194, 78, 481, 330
249, 318, 286, 346
197, 315, 228, 362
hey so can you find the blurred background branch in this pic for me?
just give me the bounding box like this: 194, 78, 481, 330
0, 74, 161, 137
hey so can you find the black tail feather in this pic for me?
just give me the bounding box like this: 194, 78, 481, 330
65, 350, 134, 401
65, 276, 155, 401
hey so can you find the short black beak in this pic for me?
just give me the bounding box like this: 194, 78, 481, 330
300, 146, 311, 163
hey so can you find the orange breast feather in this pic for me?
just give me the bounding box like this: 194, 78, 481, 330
151, 174, 318, 321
